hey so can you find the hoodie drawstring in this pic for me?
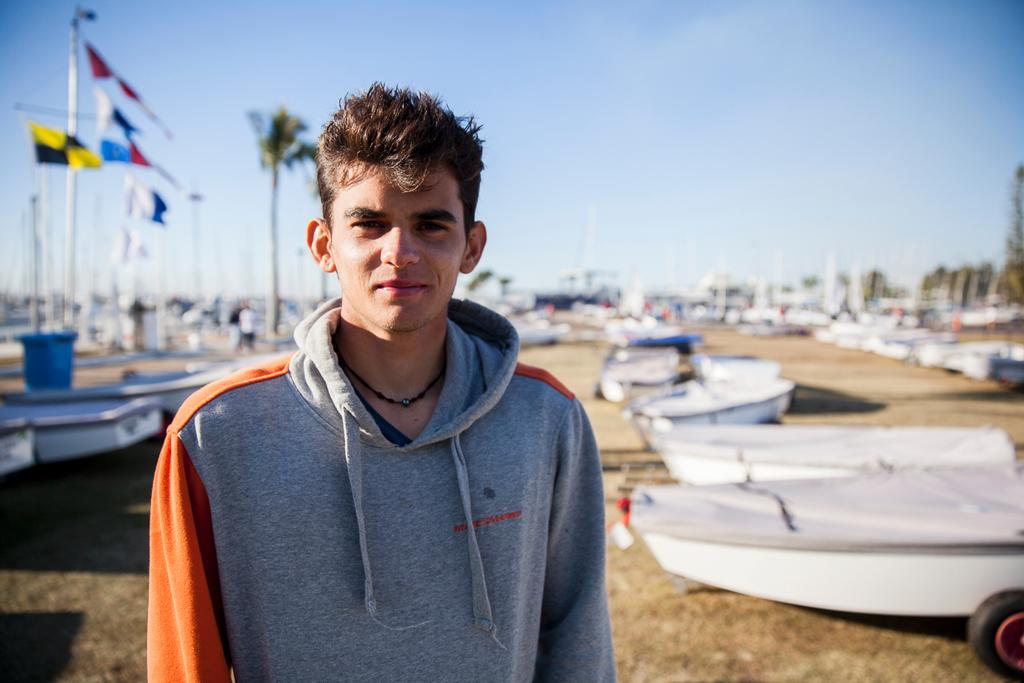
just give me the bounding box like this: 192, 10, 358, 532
341, 409, 430, 631
450, 434, 507, 650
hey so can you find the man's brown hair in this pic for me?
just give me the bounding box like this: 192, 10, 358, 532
316, 83, 484, 231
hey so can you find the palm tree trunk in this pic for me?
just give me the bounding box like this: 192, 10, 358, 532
268, 168, 280, 337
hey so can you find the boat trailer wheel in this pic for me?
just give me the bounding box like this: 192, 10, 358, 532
968, 591, 1024, 679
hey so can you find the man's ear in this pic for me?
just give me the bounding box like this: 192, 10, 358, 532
307, 218, 336, 273
460, 221, 487, 274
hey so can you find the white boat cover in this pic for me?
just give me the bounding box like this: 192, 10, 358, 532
690, 354, 780, 383
651, 424, 1015, 474
629, 378, 795, 420
632, 464, 1024, 553
0, 396, 164, 427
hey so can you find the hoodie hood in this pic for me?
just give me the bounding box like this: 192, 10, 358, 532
289, 296, 519, 448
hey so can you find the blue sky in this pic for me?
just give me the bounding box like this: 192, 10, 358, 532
1, 0, 1022, 300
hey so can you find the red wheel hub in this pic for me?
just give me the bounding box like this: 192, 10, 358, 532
995, 611, 1024, 672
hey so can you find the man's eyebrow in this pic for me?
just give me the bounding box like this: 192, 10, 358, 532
413, 209, 458, 222
343, 207, 385, 219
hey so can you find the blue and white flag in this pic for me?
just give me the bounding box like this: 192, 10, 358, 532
94, 86, 138, 138
101, 139, 131, 163
125, 173, 168, 225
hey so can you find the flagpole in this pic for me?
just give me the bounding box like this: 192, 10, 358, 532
39, 166, 54, 329
63, 7, 97, 331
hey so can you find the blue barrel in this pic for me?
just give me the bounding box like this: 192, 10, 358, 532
19, 331, 77, 391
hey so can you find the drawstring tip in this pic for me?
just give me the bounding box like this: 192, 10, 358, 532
474, 617, 508, 651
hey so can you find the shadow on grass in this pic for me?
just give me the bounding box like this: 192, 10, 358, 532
788, 385, 886, 415
0, 441, 159, 574
917, 388, 1024, 401
600, 449, 663, 470
805, 607, 967, 643
0, 611, 83, 681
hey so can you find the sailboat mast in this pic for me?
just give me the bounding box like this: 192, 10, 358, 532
63, 9, 81, 329
30, 195, 40, 332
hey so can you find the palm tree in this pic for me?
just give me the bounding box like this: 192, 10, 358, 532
248, 107, 316, 336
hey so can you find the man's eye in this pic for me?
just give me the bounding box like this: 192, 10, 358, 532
420, 222, 448, 232
353, 221, 385, 230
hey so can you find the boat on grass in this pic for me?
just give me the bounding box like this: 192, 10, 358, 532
598, 348, 679, 403
3, 353, 290, 414
650, 424, 1015, 485
915, 341, 1024, 381
0, 397, 162, 464
943, 342, 1024, 381
0, 417, 33, 476
690, 354, 780, 384
605, 319, 703, 353
625, 377, 795, 444
630, 465, 1024, 678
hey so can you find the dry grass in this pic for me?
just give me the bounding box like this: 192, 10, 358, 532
3, 328, 1021, 681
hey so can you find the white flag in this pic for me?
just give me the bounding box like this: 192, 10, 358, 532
110, 226, 130, 265
94, 86, 113, 132
110, 226, 148, 265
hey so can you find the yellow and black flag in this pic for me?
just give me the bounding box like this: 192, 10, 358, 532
28, 122, 102, 169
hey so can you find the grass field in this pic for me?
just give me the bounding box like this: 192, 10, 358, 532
2, 327, 1021, 681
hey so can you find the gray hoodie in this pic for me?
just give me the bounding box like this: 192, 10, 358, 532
148, 298, 615, 682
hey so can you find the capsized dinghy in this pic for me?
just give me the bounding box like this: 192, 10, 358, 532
630, 465, 1024, 678
650, 424, 1015, 485
0, 397, 162, 463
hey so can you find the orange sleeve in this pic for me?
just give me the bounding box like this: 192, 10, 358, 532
148, 430, 231, 682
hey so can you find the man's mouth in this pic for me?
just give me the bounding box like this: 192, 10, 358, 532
375, 279, 428, 295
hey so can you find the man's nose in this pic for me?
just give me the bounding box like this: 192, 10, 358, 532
380, 226, 420, 269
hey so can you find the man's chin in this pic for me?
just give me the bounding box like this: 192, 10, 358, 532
376, 308, 445, 335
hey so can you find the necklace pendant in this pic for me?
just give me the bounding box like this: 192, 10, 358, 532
401, 399, 411, 407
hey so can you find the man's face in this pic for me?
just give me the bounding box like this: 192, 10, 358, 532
308, 167, 486, 338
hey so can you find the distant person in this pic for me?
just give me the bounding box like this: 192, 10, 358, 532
237, 301, 255, 351
148, 84, 615, 681
227, 304, 241, 350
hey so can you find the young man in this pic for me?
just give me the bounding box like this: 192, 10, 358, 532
148, 84, 615, 681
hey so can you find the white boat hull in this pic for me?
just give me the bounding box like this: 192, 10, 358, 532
0, 423, 34, 476
642, 532, 1024, 616
629, 379, 795, 443
2, 398, 164, 464
632, 466, 1024, 618
600, 349, 679, 403
34, 408, 162, 463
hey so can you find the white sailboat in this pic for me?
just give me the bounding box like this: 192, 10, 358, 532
942, 342, 1024, 381
625, 377, 795, 444
690, 354, 780, 384
0, 396, 162, 464
598, 347, 679, 403
630, 465, 1024, 678
650, 424, 1015, 485
2, 357, 272, 414
0, 417, 34, 476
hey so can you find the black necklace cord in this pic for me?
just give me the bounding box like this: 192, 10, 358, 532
339, 355, 447, 408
